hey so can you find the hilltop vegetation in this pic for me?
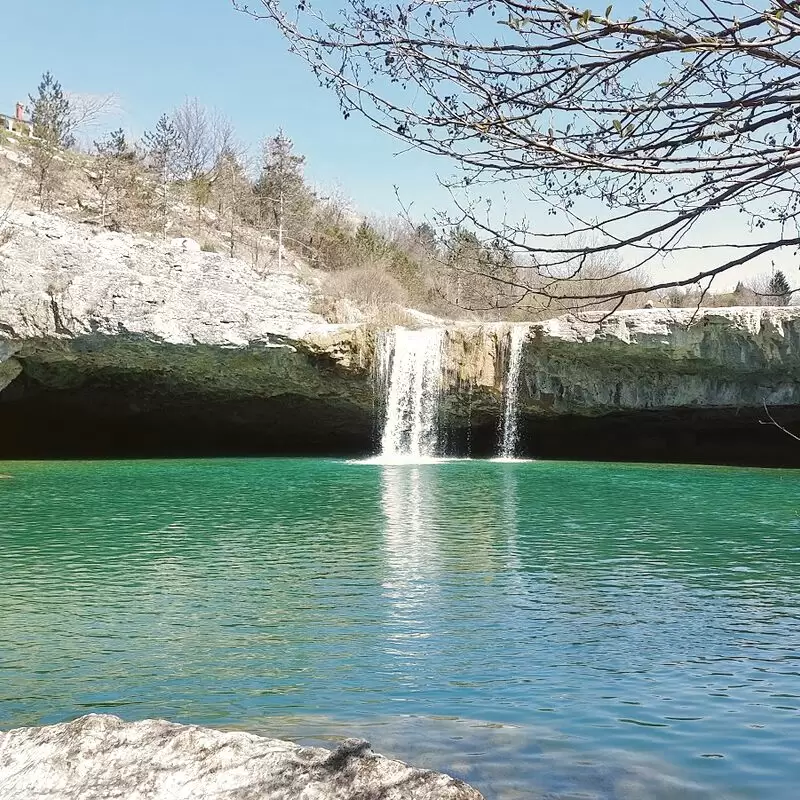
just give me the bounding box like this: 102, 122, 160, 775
0, 72, 793, 324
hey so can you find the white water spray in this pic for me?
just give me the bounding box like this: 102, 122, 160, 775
378, 328, 445, 460
498, 326, 528, 459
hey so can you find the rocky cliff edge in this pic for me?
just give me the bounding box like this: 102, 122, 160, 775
1, 208, 800, 462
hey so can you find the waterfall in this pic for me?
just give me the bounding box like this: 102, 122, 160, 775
498, 326, 527, 459
378, 327, 445, 461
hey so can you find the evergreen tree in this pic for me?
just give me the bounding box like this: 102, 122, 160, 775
354, 221, 387, 260
95, 129, 129, 160
444, 227, 518, 309
29, 71, 73, 148
143, 115, 180, 238
254, 130, 313, 238
27, 71, 74, 208
415, 223, 439, 256
768, 270, 792, 306
214, 147, 252, 258
144, 115, 179, 176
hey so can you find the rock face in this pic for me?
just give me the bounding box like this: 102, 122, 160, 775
0, 714, 483, 800
2, 208, 800, 464
443, 307, 800, 414
0, 208, 375, 457
443, 309, 800, 464
0, 209, 327, 343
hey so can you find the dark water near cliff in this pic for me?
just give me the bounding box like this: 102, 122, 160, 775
1, 459, 799, 798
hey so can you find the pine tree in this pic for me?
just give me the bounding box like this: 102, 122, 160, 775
27, 71, 74, 208
415, 223, 439, 256
214, 147, 252, 258
91, 129, 134, 228
29, 71, 73, 148
143, 115, 180, 238
768, 270, 791, 305
354, 221, 386, 259
254, 131, 313, 238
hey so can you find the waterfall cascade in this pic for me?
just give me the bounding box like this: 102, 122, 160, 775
377, 327, 445, 461
375, 324, 527, 462
498, 326, 528, 459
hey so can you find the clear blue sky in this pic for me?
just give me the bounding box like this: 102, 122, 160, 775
0, 0, 447, 217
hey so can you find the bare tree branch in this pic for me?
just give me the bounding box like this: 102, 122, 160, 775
235, 0, 800, 308
760, 401, 800, 441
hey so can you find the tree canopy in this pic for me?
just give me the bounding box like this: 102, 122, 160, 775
237, 0, 800, 309
255, 130, 314, 234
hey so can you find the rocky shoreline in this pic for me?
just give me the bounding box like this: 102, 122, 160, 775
0, 714, 483, 800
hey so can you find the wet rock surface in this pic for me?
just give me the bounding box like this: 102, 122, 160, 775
0, 714, 484, 800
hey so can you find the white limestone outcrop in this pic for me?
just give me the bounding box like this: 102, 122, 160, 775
0, 714, 484, 800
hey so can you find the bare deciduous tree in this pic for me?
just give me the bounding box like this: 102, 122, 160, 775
237, 0, 800, 310
172, 99, 238, 229
173, 97, 215, 180
66, 92, 121, 147
90, 129, 137, 228
214, 145, 253, 258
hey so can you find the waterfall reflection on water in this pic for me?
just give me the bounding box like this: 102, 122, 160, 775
380, 465, 442, 654
4, 458, 796, 799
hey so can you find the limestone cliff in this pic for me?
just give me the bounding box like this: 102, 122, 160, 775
444, 308, 800, 415
1, 208, 799, 464
0, 208, 376, 456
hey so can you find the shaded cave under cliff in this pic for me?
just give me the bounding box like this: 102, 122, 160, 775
1, 372, 798, 467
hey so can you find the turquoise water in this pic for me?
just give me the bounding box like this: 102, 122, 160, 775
1, 459, 799, 798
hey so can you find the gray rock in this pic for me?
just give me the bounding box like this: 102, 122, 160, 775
0, 356, 21, 393
0, 208, 331, 345
170, 236, 202, 253
0, 714, 484, 800
445, 308, 800, 415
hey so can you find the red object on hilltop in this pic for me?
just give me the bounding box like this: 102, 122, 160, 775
15, 102, 24, 121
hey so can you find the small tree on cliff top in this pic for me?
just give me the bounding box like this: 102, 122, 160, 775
143, 114, 180, 238
27, 71, 73, 209
91, 129, 136, 228
768, 270, 792, 305
29, 71, 73, 148
214, 146, 253, 258
254, 130, 313, 240
238, 0, 800, 311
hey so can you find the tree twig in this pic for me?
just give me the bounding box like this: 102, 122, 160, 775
760, 401, 800, 441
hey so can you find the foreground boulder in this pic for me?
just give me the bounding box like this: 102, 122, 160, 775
0, 714, 484, 800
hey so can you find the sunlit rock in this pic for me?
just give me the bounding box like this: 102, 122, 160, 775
0, 714, 484, 800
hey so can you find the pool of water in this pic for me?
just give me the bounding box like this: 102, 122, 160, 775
1, 458, 798, 798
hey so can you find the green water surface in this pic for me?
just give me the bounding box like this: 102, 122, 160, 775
1, 459, 799, 799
